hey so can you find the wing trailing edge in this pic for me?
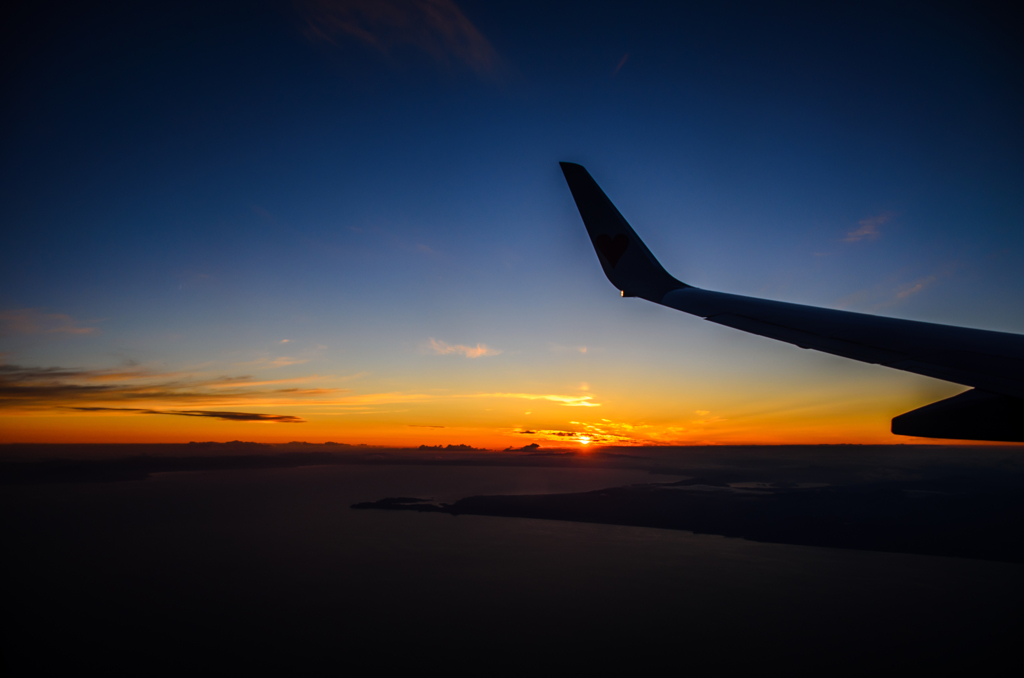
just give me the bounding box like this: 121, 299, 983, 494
892, 389, 1024, 443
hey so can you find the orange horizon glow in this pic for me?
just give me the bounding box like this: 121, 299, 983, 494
2, 345, 1013, 450
1, 408, 1008, 448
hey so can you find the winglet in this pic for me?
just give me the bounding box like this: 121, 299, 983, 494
560, 162, 686, 302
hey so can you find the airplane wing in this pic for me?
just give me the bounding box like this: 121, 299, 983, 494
559, 162, 1024, 443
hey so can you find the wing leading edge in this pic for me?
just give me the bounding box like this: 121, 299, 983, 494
559, 162, 1024, 443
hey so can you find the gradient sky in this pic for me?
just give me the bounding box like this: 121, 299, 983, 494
2, 0, 1021, 447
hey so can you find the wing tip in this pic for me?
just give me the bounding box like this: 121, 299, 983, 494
558, 160, 687, 301
558, 161, 585, 179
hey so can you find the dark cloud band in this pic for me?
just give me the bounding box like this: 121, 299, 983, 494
68, 407, 304, 423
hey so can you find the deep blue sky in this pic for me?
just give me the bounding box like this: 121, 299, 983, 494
2, 0, 1021, 445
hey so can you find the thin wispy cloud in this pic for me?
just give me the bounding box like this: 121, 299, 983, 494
303, 389, 601, 412
549, 343, 588, 354
68, 407, 304, 423
473, 393, 598, 407
844, 212, 892, 242
177, 269, 213, 290
1, 360, 610, 427
690, 410, 725, 426
270, 356, 309, 367
548, 346, 589, 356
298, 0, 501, 78
207, 376, 327, 389
233, 355, 311, 368
0, 309, 97, 336
429, 339, 501, 358
894, 274, 939, 300
0, 364, 344, 413
333, 391, 432, 406
835, 263, 958, 311
612, 53, 629, 76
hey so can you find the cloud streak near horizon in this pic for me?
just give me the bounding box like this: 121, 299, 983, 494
68, 407, 305, 423
0, 364, 341, 412
0, 363, 608, 427
474, 392, 598, 407
0, 309, 97, 336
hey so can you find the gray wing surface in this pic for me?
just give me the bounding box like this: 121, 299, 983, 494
559, 162, 1024, 442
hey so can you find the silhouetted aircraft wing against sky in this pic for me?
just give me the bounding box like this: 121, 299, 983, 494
560, 162, 1024, 443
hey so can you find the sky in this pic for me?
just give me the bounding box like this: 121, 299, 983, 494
1, 0, 1021, 447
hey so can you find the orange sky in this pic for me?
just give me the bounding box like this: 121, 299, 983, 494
0, 348, 978, 447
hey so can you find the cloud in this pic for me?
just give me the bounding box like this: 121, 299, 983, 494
894, 274, 939, 300
612, 53, 629, 76
844, 212, 892, 242
1, 362, 608, 424
548, 343, 589, 354
513, 416, 724, 447
207, 376, 325, 389
690, 410, 724, 426
504, 443, 540, 451
327, 392, 434, 409
233, 355, 311, 368
0, 309, 97, 336
515, 423, 634, 446
270, 356, 309, 367
835, 263, 958, 311
429, 339, 501, 358
177, 270, 213, 290
298, 0, 501, 78
0, 364, 344, 413
473, 393, 599, 407
68, 407, 304, 423
296, 389, 597, 413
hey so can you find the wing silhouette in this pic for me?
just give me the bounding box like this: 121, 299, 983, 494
559, 162, 1024, 442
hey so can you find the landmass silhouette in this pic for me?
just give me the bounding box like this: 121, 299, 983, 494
353, 447, 1024, 563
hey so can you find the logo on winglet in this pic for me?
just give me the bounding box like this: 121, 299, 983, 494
595, 233, 629, 268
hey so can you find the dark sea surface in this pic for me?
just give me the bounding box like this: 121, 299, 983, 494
2, 458, 1021, 673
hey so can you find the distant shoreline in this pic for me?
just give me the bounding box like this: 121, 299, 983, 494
3, 442, 1022, 485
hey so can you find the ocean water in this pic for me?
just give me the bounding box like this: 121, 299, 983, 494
2, 464, 1019, 673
